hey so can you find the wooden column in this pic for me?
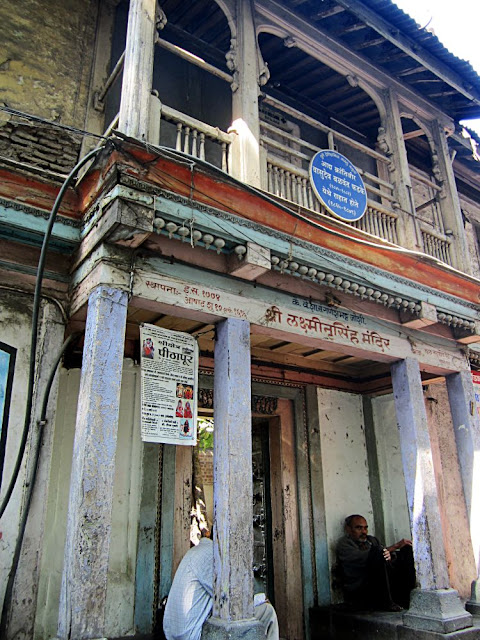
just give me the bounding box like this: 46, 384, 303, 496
118, 0, 157, 140
431, 121, 471, 273
229, 0, 262, 187
446, 371, 480, 613
391, 358, 472, 633
57, 286, 128, 640
381, 89, 419, 250
203, 318, 262, 640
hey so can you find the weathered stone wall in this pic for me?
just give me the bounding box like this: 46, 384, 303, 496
0, 0, 98, 128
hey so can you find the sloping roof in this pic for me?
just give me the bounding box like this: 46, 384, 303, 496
367, 0, 480, 99
281, 0, 480, 121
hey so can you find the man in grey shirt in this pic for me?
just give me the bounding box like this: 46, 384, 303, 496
336, 514, 415, 612
163, 529, 279, 640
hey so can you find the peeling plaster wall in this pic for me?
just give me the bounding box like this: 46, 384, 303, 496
0, 291, 34, 611
317, 389, 373, 580
34, 360, 143, 639
425, 382, 476, 600
371, 393, 411, 544
0, 0, 98, 127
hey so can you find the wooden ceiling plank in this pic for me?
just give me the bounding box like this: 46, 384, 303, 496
333, 21, 368, 35
251, 345, 362, 376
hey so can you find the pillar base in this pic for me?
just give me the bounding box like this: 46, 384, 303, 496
465, 579, 480, 615
202, 616, 265, 640
403, 589, 472, 634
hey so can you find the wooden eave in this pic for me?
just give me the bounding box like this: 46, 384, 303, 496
79, 141, 480, 308
0, 165, 80, 221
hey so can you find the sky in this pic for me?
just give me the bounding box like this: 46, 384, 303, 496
392, 0, 480, 135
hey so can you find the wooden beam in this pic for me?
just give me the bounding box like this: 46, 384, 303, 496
403, 128, 425, 140
355, 35, 385, 50
397, 65, 429, 78
314, 5, 345, 19
251, 345, 362, 377
333, 21, 367, 35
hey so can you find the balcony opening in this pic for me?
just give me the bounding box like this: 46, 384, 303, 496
257, 32, 398, 244
401, 116, 452, 266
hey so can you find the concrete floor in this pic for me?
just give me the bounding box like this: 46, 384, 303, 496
310, 607, 480, 640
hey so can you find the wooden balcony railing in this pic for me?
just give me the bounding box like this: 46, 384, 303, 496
421, 228, 452, 265
149, 97, 234, 172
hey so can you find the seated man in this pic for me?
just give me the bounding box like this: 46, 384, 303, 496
336, 514, 416, 612
163, 528, 279, 640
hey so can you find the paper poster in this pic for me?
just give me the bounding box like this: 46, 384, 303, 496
473, 372, 480, 419
140, 323, 198, 445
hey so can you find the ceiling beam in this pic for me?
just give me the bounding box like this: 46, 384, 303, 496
403, 128, 425, 140
314, 5, 345, 19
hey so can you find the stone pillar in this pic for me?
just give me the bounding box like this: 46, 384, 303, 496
430, 120, 471, 273
446, 371, 480, 613
381, 89, 419, 250
228, 0, 264, 187
118, 0, 157, 140
57, 286, 128, 640
202, 318, 263, 640
391, 358, 472, 633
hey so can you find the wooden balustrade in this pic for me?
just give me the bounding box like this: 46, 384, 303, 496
421, 229, 452, 265
152, 102, 233, 171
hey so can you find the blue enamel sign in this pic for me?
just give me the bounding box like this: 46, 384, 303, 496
309, 150, 367, 222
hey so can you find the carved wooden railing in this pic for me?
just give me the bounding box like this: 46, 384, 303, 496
148, 98, 234, 171
421, 228, 452, 265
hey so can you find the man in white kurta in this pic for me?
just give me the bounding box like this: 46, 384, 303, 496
163, 534, 279, 640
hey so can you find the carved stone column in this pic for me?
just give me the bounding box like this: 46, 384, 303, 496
391, 358, 472, 633
446, 371, 480, 613
57, 286, 128, 640
202, 318, 263, 640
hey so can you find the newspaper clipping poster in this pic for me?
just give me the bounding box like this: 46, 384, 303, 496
140, 323, 198, 445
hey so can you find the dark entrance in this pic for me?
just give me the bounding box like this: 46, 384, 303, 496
252, 419, 275, 603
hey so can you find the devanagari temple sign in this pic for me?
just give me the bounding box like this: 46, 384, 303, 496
310, 149, 367, 222
140, 324, 198, 445
133, 271, 468, 373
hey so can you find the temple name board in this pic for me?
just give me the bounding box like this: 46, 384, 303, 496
133, 270, 468, 373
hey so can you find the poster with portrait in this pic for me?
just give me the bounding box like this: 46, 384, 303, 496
473, 371, 480, 419
140, 323, 198, 445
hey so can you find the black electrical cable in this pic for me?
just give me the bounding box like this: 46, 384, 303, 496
0, 333, 79, 637
0, 144, 106, 519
